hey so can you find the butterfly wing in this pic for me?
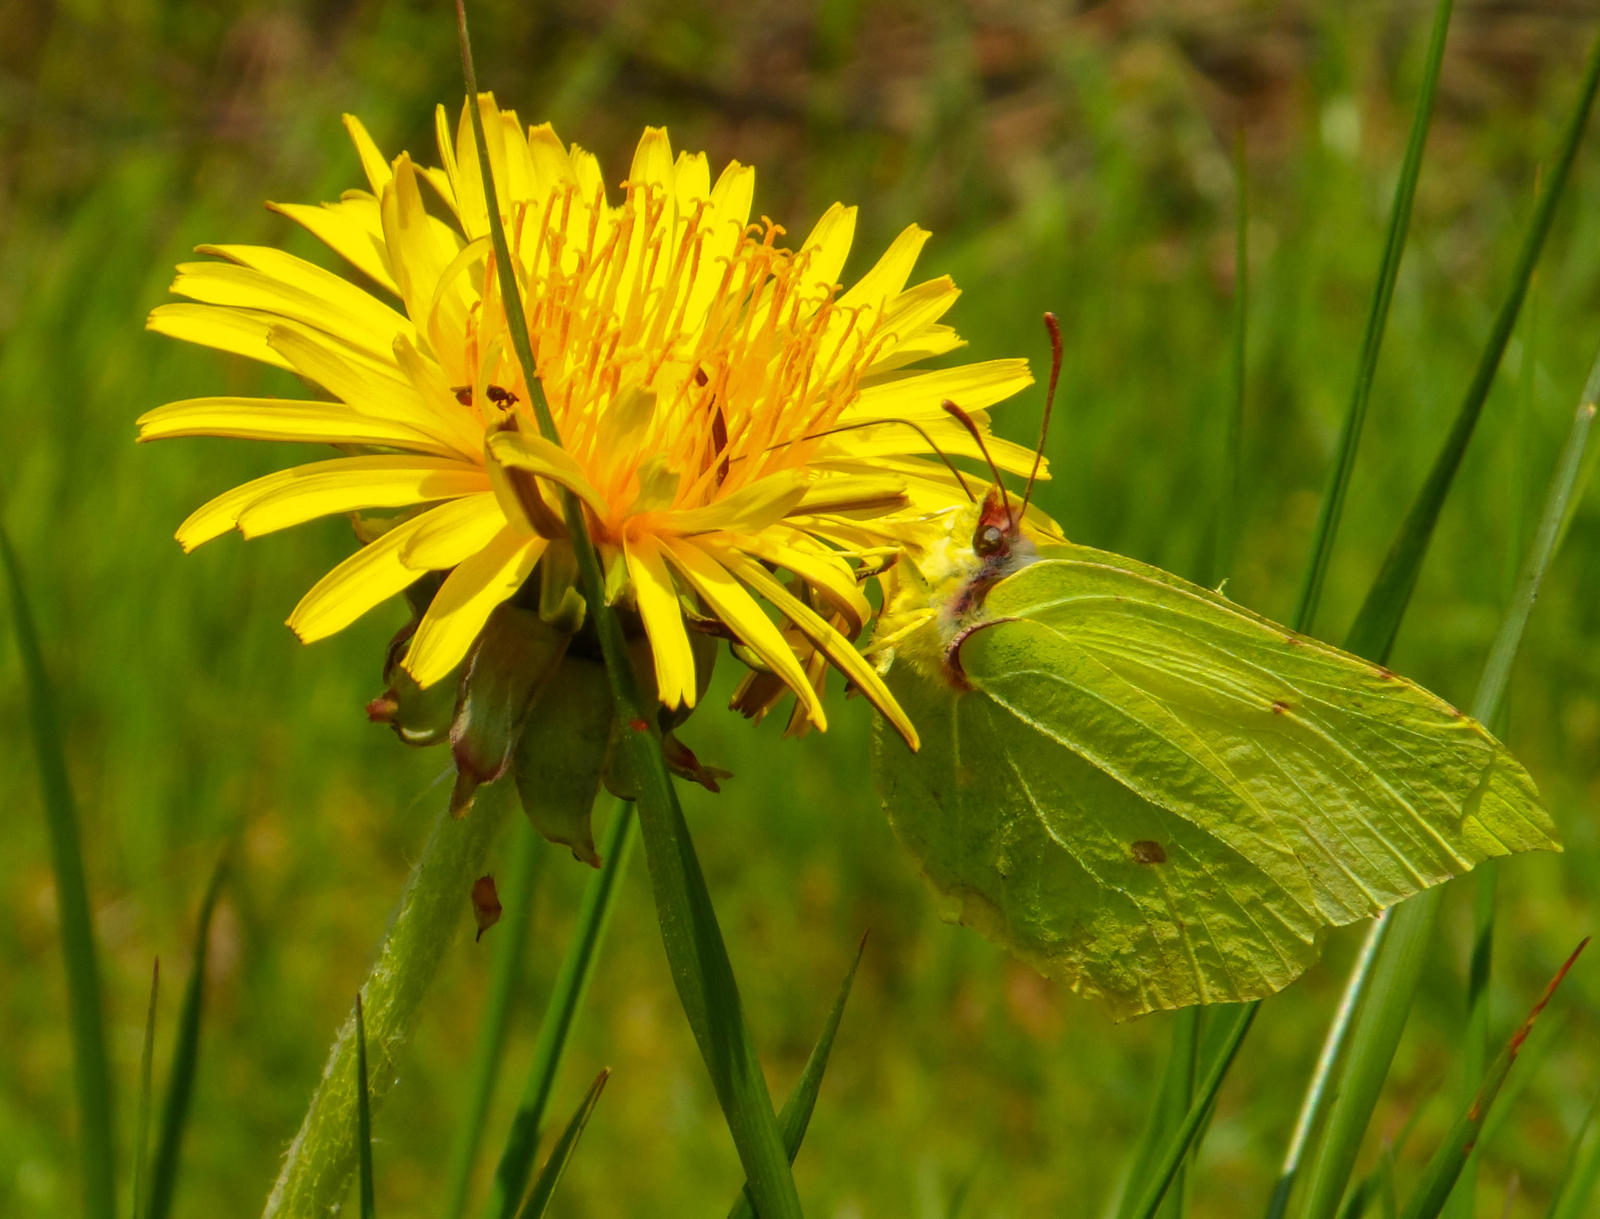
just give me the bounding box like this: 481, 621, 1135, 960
873, 543, 1558, 1019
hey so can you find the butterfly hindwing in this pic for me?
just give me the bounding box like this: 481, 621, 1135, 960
873, 542, 1558, 1020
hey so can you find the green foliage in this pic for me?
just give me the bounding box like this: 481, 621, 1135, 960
875, 544, 1556, 1019
7, 2, 1600, 1215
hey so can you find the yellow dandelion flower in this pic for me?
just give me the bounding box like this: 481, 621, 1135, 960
141, 95, 1042, 749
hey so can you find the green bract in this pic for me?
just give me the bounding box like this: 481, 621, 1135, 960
872, 541, 1560, 1021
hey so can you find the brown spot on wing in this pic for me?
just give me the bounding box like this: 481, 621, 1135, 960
1271, 700, 1290, 715
1130, 840, 1167, 864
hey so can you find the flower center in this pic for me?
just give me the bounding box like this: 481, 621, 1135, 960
473, 178, 889, 541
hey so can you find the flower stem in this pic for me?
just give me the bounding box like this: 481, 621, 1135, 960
263, 786, 513, 1218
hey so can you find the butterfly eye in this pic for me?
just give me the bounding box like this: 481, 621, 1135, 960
974, 524, 1007, 557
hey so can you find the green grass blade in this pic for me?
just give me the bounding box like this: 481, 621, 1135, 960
456, 7, 801, 1213
1548, 1087, 1600, 1219
1216, 129, 1247, 585
1445, 864, 1498, 1219
1117, 1008, 1202, 1219
1397, 940, 1588, 1219
515, 1069, 610, 1219
132, 959, 160, 1219
1266, 917, 1387, 1219
482, 801, 634, 1219
1294, 350, 1600, 1219
1346, 20, 1600, 660
727, 935, 868, 1219
1292, 0, 1454, 636
0, 519, 117, 1219
1126, 1003, 1257, 1219
147, 847, 229, 1219
356, 995, 377, 1219
443, 821, 546, 1219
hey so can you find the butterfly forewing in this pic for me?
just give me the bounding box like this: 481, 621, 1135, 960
873, 543, 1558, 1020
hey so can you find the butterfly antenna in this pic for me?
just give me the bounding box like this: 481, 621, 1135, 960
1020, 312, 1062, 520
942, 400, 1012, 524
749, 416, 977, 503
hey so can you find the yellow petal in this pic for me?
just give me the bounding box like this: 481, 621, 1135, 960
791, 474, 908, 518
342, 113, 393, 196
145, 303, 293, 372
177, 456, 483, 550
795, 202, 857, 302
876, 277, 960, 352
380, 156, 468, 359
839, 224, 928, 312
628, 127, 674, 190
235, 458, 489, 539
624, 534, 697, 708
288, 504, 460, 642
852, 359, 1033, 417
722, 551, 917, 749
268, 199, 398, 294
487, 431, 610, 521
661, 540, 826, 731
190, 244, 414, 357
396, 492, 506, 570
404, 529, 546, 687
731, 529, 872, 634
863, 324, 964, 376
266, 323, 480, 459
136, 397, 452, 453
653, 470, 806, 536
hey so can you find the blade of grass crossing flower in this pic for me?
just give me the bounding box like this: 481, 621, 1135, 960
147, 847, 229, 1219
1292, 0, 1454, 635
1126, 1003, 1257, 1219
727, 936, 868, 1219
132, 960, 159, 1219
265, 785, 515, 1217
0, 519, 116, 1219
443, 821, 546, 1219
457, 9, 802, 1216
483, 802, 635, 1219
1397, 941, 1588, 1219
516, 1070, 610, 1219
1294, 351, 1600, 1219
1346, 20, 1600, 659
356, 996, 376, 1219
1548, 1086, 1600, 1219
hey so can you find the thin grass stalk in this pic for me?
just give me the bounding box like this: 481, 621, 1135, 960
1294, 350, 1600, 1219
132, 960, 159, 1219
264, 786, 514, 1217
147, 849, 228, 1219
355, 997, 377, 1219
1117, 1010, 1202, 1219
1292, 0, 1454, 635
1346, 19, 1600, 659
1126, 1003, 1257, 1219
1218, 128, 1247, 582
516, 1070, 610, 1219
1265, 916, 1388, 1219
482, 801, 635, 1219
1398, 941, 1587, 1219
443, 821, 546, 1219
455, 10, 800, 1213
0, 519, 117, 1219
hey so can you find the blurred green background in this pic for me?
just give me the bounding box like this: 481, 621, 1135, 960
4, 1, 1600, 1215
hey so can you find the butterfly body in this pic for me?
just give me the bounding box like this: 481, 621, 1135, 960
872, 489, 1559, 1020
